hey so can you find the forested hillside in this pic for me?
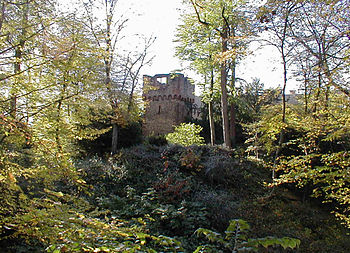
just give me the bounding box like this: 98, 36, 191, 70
1, 144, 349, 252
1, 0, 349, 252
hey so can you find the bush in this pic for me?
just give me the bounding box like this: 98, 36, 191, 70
166, 123, 205, 146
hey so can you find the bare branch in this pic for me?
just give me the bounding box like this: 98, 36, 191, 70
190, 0, 209, 26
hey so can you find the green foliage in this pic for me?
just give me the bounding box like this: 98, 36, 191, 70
0, 2, 148, 250
275, 151, 350, 228
249, 91, 350, 227
245, 104, 290, 158
166, 123, 205, 146
1, 144, 349, 252
194, 219, 300, 252
3, 194, 182, 253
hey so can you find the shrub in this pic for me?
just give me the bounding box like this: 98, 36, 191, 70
180, 148, 203, 175
153, 173, 192, 203
166, 123, 205, 146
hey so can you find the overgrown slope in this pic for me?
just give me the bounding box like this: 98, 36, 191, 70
78, 144, 349, 252
1, 144, 349, 252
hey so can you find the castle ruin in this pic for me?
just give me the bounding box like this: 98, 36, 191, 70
142, 73, 200, 136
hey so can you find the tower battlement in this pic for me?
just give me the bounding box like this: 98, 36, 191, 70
142, 73, 200, 136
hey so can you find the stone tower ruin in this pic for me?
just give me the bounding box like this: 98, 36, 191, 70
142, 73, 200, 136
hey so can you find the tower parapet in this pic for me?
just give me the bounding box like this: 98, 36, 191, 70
142, 73, 199, 136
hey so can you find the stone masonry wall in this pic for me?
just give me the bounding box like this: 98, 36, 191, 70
142, 73, 197, 136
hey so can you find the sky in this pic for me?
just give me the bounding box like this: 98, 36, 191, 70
67, 0, 294, 92
117, 0, 184, 75
119, 0, 292, 89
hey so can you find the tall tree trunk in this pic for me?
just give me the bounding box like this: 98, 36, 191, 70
314, 69, 322, 113
272, 3, 295, 179
273, 48, 287, 179
325, 84, 329, 110
220, 26, 231, 149
104, 58, 118, 154
281, 57, 287, 124
209, 69, 215, 145
11, 44, 23, 118
303, 71, 308, 113
55, 80, 67, 153
111, 123, 118, 154
56, 99, 63, 153
322, 54, 331, 111
84, 0, 121, 154
104, 8, 119, 155
9, 95, 16, 118
127, 83, 135, 111
229, 104, 236, 146
229, 58, 237, 147
11, 0, 28, 118
105, 61, 119, 155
